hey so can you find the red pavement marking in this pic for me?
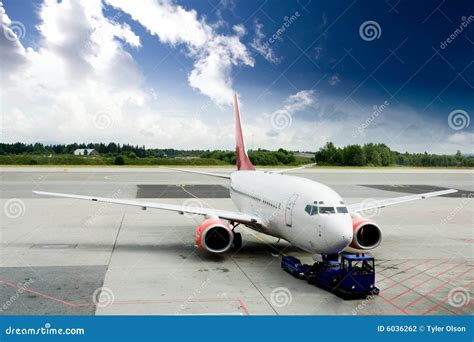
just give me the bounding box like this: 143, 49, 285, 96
378, 293, 411, 315
382, 259, 449, 292
387, 260, 457, 301
402, 266, 473, 311
422, 283, 473, 315
0, 279, 249, 314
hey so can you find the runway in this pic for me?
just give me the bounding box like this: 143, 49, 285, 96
1, 167, 472, 315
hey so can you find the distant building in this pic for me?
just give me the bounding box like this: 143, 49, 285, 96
294, 152, 314, 159
73, 149, 99, 156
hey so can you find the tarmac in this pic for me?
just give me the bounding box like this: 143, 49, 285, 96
0, 167, 472, 315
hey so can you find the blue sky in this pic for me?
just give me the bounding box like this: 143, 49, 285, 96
1, 0, 472, 153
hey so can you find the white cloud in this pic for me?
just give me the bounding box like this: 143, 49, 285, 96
232, 24, 246, 36
105, 0, 254, 105
265, 90, 316, 135
1, 0, 187, 146
0, 0, 252, 148
328, 74, 340, 86
250, 19, 280, 64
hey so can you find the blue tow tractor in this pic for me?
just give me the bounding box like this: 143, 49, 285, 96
281, 253, 379, 299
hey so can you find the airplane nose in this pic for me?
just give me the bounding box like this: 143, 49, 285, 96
324, 219, 353, 253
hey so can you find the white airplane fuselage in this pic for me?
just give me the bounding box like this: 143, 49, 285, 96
229, 170, 353, 254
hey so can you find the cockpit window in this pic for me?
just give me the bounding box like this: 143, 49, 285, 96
305, 205, 318, 216
336, 206, 348, 213
319, 206, 335, 214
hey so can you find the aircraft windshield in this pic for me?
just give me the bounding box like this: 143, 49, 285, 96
336, 206, 348, 213
319, 206, 335, 214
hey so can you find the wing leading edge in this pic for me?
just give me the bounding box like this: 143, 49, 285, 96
347, 189, 458, 213
33, 191, 263, 227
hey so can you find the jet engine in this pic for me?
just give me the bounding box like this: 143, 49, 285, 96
350, 215, 382, 250
195, 218, 234, 253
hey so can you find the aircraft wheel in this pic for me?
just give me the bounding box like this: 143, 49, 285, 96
232, 232, 242, 250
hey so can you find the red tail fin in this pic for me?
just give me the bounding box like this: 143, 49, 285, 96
234, 94, 255, 171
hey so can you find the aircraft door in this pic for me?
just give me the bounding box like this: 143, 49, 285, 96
285, 194, 298, 227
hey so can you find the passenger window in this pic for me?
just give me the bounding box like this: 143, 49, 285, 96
319, 206, 335, 214
336, 207, 348, 213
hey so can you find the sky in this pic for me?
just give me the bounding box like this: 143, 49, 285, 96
0, 0, 472, 154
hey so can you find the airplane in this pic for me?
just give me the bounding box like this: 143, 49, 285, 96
33, 94, 457, 256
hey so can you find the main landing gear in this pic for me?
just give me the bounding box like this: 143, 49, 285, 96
230, 222, 242, 250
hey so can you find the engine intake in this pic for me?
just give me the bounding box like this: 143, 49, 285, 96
196, 219, 234, 253
350, 216, 382, 250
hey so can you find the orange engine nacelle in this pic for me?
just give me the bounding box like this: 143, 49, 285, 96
350, 216, 382, 250
195, 218, 234, 253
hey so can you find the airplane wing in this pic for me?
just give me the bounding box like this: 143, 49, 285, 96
347, 189, 458, 213
161, 167, 231, 179
271, 163, 317, 174
32, 191, 263, 227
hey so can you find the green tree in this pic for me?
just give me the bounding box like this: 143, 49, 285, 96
114, 155, 125, 165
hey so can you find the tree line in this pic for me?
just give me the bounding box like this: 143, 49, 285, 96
314, 142, 473, 167
0, 142, 472, 167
